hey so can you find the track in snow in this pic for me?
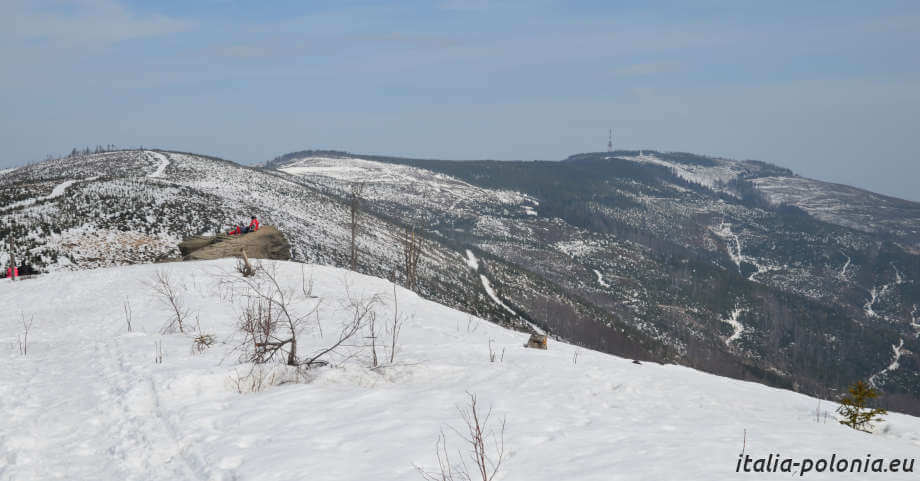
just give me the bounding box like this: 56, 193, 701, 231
0, 331, 208, 480
147, 151, 171, 178
1, 179, 77, 212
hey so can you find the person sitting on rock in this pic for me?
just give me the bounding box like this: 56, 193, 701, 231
244, 216, 259, 233
228, 224, 243, 235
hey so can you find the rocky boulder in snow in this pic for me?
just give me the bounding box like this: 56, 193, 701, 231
525, 334, 548, 349
181, 225, 291, 261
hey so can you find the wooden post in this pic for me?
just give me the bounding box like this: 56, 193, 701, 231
241, 249, 253, 273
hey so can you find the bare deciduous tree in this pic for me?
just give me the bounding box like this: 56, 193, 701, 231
237, 264, 318, 367
301, 265, 317, 299
367, 302, 379, 368
236, 264, 374, 372
152, 270, 190, 333
229, 365, 279, 394
349, 182, 365, 271
238, 297, 277, 363
306, 280, 379, 367
123, 299, 133, 333
18, 314, 33, 356
403, 225, 424, 291
387, 280, 406, 364
416, 392, 507, 481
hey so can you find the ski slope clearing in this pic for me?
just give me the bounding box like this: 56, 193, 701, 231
618, 152, 745, 195
1, 260, 919, 480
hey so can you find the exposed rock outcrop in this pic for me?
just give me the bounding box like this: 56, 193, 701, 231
179, 225, 291, 261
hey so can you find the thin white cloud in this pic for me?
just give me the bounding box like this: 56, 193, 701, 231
13, 0, 195, 48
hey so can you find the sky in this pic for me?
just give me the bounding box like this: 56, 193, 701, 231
3, 0, 919, 200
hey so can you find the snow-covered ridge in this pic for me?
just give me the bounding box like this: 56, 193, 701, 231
752, 176, 920, 238
277, 155, 538, 214
2, 260, 919, 480
617, 152, 746, 195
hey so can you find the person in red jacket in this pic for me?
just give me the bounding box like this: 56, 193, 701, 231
245, 216, 259, 233
228, 224, 242, 235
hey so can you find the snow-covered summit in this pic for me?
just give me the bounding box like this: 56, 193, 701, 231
1, 259, 918, 480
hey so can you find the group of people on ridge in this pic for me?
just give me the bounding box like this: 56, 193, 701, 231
228, 216, 260, 236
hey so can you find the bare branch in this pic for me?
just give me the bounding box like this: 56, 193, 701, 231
416, 392, 506, 481
388, 280, 406, 364
18, 313, 33, 356
402, 225, 425, 291
152, 270, 190, 334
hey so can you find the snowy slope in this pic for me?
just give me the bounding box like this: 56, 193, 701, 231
270, 151, 920, 411
752, 176, 920, 239
617, 152, 747, 195
277, 155, 539, 220
1, 260, 918, 480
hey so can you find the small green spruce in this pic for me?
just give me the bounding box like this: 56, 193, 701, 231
836, 380, 887, 433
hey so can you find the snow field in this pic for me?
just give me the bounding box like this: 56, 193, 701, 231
1, 260, 919, 480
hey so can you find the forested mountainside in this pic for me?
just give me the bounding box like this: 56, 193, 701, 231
272, 149, 920, 414
0, 149, 661, 362
3, 147, 918, 413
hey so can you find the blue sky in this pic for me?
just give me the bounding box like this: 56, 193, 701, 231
4, 0, 919, 200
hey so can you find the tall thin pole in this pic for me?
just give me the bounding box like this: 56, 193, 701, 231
8, 237, 17, 281
607, 129, 613, 153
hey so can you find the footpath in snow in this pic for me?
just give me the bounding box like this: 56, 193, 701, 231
1, 260, 919, 480
146, 151, 171, 178
1, 179, 78, 212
